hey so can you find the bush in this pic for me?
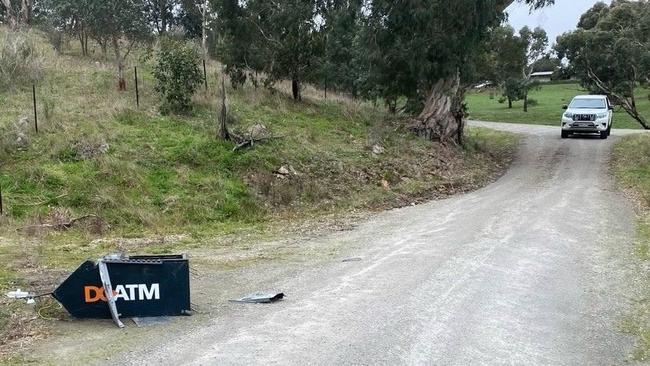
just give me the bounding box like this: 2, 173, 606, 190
0, 29, 45, 88
153, 38, 203, 115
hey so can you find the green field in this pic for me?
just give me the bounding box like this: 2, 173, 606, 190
466, 83, 650, 130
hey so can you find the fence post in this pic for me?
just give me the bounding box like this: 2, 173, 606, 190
203, 59, 208, 91
32, 84, 38, 133
134, 66, 140, 108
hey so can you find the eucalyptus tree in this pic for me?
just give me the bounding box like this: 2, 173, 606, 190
212, 0, 261, 87
519, 26, 548, 112
143, 0, 178, 34
358, 0, 553, 144
88, 0, 151, 90
0, 0, 34, 27
252, 0, 324, 100
556, 0, 650, 129
315, 0, 363, 98
479, 25, 527, 109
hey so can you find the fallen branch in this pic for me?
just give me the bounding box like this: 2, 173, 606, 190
18, 214, 105, 232
232, 136, 283, 152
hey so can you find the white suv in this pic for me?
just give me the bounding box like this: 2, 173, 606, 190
561, 95, 613, 139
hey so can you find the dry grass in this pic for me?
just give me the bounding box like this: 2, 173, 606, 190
0, 26, 521, 360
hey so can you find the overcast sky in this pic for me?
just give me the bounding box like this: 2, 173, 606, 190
506, 0, 611, 47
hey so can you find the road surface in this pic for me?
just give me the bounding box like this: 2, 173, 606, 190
111, 122, 644, 365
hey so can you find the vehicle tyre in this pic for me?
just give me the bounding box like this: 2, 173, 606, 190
600, 131, 608, 139
607, 125, 611, 136
561, 131, 569, 139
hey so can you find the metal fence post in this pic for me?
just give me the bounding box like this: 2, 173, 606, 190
134, 66, 140, 108
32, 84, 38, 133
203, 59, 208, 91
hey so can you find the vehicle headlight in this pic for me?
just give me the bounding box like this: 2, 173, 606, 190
563, 112, 574, 119
597, 112, 608, 119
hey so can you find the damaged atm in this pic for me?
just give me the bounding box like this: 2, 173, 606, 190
52, 253, 191, 328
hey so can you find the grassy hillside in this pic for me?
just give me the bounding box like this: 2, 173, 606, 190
0, 29, 520, 355
612, 135, 650, 361
466, 83, 650, 129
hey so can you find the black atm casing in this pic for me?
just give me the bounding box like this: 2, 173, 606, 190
53, 254, 191, 319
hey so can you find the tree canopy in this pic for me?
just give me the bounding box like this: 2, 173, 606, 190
556, 0, 650, 129
2, 0, 555, 140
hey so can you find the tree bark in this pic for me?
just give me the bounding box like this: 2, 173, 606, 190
292, 78, 301, 101
409, 72, 465, 144
202, 0, 209, 59
523, 91, 528, 112
78, 30, 86, 56
1, 0, 17, 28
112, 37, 126, 91
387, 98, 397, 114
19, 0, 31, 24
587, 68, 650, 129
508, 97, 512, 109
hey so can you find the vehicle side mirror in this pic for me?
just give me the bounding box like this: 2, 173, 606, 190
609, 106, 614, 111
562, 105, 568, 110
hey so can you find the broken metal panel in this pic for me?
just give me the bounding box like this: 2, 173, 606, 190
230, 292, 285, 303
98, 259, 125, 328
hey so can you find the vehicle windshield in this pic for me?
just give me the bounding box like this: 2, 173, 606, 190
569, 98, 607, 109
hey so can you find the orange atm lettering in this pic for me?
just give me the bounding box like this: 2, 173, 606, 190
84, 286, 107, 303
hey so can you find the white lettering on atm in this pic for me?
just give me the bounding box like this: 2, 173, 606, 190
84, 283, 160, 303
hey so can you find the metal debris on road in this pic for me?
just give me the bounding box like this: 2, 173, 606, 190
230, 292, 285, 304
342, 257, 362, 262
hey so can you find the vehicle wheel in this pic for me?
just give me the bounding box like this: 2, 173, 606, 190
600, 131, 608, 139
561, 131, 569, 139
607, 125, 611, 136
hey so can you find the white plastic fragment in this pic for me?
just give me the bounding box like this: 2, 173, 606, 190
6, 289, 30, 299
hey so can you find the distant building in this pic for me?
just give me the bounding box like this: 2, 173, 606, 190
530, 71, 554, 83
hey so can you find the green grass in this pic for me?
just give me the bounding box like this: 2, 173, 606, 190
612, 134, 650, 361
0, 27, 522, 353
466, 83, 650, 129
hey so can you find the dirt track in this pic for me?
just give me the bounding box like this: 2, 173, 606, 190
89, 122, 644, 365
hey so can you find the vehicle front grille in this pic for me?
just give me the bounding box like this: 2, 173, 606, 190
573, 114, 596, 122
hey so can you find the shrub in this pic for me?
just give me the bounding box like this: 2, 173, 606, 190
153, 38, 203, 115
0, 29, 45, 88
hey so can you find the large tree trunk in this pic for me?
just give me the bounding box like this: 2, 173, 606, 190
292, 78, 301, 101
112, 37, 126, 91
19, 0, 31, 24
508, 97, 512, 109
409, 73, 465, 144
1, 0, 17, 28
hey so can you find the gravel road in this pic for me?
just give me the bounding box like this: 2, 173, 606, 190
111, 122, 645, 365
